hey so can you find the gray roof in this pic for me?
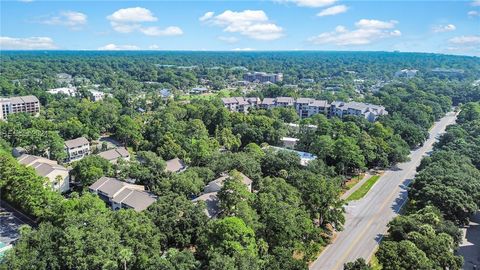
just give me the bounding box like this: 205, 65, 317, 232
276, 97, 295, 103
90, 177, 125, 198
98, 147, 129, 161
203, 172, 252, 194
165, 158, 186, 173
221, 97, 237, 105
192, 192, 220, 218
296, 98, 314, 104
235, 97, 249, 106
261, 98, 275, 105
310, 100, 329, 107
17, 154, 68, 177
89, 177, 156, 212
64, 137, 89, 149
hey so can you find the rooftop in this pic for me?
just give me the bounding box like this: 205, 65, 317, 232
64, 137, 89, 149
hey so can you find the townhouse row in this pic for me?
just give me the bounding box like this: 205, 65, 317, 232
221, 97, 388, 122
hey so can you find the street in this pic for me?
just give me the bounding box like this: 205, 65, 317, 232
309, 111, 457, 270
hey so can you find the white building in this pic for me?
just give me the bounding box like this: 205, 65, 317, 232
64, 137, 90, 163
0, 95, 40, 121
18, 154, 70, 193
243, 72, 283, 83
47, 87, 77, 96
330, 101, 388, 122
395, 69, 418, 78
190, 87, 209, 94
89, 90, 107, 101
281, 137, 299, 149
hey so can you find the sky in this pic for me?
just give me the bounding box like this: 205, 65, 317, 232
0, 0, 479, 56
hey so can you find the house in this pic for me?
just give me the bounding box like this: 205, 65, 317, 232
300, 78, 315, 83
97, 147, 130, 164
275, 97, 295, 107
260, 98, 276, 109
165, 158, 186, 173
64, 137, 90, 162
89, 177, 156, 212
17, 154, 70, 193
281, 137, 299, 149
193, 172, 253, 218
190, 87, 209, 94
0, 95, 40, 121
286, 123, 318, 133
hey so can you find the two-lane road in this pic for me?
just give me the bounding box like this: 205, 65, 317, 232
310, 111, 457, 270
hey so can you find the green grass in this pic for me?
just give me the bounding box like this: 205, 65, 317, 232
370, 254, 382, 270
346, 175, 381, 202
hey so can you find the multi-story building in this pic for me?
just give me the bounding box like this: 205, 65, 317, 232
243, 72, 283, 83
17, 154, 70, 193
89, 177, 156, 212
395, 69, 418, 78
64, 137, 90, 163
330, 101, 388, 122
221, 97, 387, 122
0, 95, 40, 121
47, 87, 77, 96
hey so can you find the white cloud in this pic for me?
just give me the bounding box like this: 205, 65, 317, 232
107, 7, 157, 23
468, 10, 479, 16
432, 24, 456, 33
232, 48, 255, 51
107, 7, 182, 36
0, 36, 57, 50
308, 19, 401, 46
472, 0, 480, 6
98, 44, 139, 50
200, 10, 284, 40
199, 11, 215, 22
278, 0, 337, 8
449, 35, 480, 45
149, 44, 160, 50
218, 36, 239, 43
317, 5, 348, 17
42, 11, 87, 29
140, 26, 183, 36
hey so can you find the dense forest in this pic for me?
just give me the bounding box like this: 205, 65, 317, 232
0, 52, 479, 269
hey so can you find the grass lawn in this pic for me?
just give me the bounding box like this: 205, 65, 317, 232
370, 254, 382, 270
346, 175, 381, 202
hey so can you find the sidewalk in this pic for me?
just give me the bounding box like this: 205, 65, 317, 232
458, 212, 480, 270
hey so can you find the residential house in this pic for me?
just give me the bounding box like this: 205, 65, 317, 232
64, 137, 90, 163
17, 154, 70, 193
89, 90, 107, 101
190, 87, 209, 94
97, 147, 130, 164
192, 172, 253, 218
165, 158, 187, 173
89, 177, 156, 212
0, 95, 40, 121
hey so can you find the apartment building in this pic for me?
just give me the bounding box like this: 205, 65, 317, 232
243, 72, 283, 83
221, 97, 387, 122
64, 137, 90, 163
330, 101, 388, 122
17, 154, 70, 193
0, 95, 40, 120
89, 177, 156, 212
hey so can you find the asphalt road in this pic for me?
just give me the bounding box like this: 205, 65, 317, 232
310, 111, 457, 270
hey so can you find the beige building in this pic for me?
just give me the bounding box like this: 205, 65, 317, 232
97, 147, 130, 164
64, 137, 90, 163
17, 154, 70, 193
0, 95, 40, 120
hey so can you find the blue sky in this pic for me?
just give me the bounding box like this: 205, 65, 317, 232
1, 0, 479, 55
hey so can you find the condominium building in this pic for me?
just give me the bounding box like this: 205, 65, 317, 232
221, 96, 387, 122
0, 95, 40, 120
89, 177, 156, 212
18, 154, 70, 193
330, 101, 388, 122
243, 72, 283, 83
64, 137, 90, 163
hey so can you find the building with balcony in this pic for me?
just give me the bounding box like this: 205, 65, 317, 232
0, 95, 40, 120
64, 137, 90, 163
